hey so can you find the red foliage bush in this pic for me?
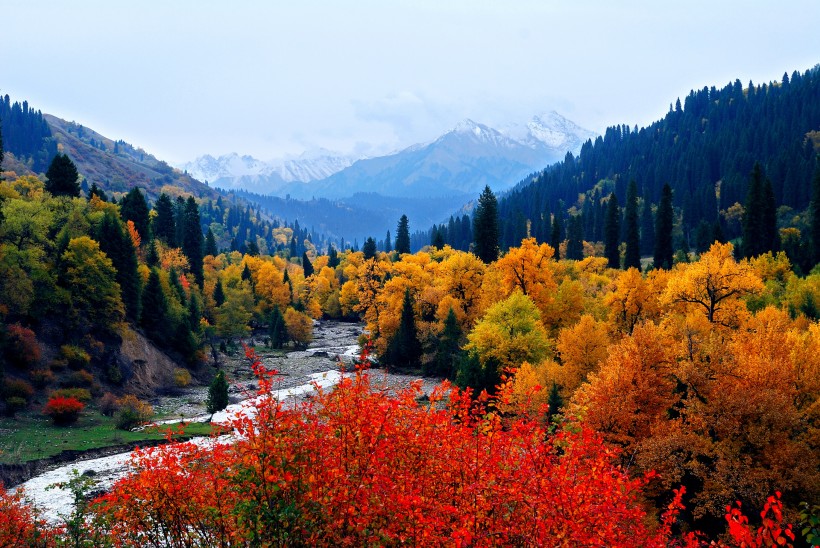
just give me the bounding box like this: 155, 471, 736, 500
4, 324, 40, 368
43, 396, 85, 425
0, 485, 57, 547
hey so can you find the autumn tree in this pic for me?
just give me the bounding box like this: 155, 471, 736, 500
663, 242, 764, 326
284, 307, 313, 348
45, 153, 80, 197
473, 185, 499, 263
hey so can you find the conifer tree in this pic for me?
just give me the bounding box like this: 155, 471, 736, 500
45, 154, 81, 197
654, 184, 674, 269
566, 215, 584, 260
362, 237, 377, 260
624, 180, 641, 270
547, 382, 564, 423
383, 288, 421, 370
428, 307, 462, 378
268, 305, 287, 349
327, 246, 339, 268
146, 237, 159, 267
141, 269, 169, 346
604, 192, 621, 269
120, 188, 150, 242
473, 185, 499, 263
640, 198, 655, 256
395, 215, 411, 255
152, 193, 176, 247
98, 211, 141, 322
204, 228, 218, 257
213, 278, 226, 307
550, 214, 561, 259
206, 370, 229, 414
431, 227, 445, 249
742, 163, 765, 258
384, 230, 392, 253
302, 251, 314, 277
810, 161, 820, 265
88, 182, 107, 202
182, 196, 204, 286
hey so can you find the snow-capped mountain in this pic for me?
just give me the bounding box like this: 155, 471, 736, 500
284, 114, 596, 199
179, 151, 355, 193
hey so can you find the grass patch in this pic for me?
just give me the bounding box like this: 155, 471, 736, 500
0, 412, 215, 464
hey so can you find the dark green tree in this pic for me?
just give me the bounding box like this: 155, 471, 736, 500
140, 269, 169, 346
431, 227, 445, 249
204, 228, 218, 257
268, 305, 287, 349
213, 278, 226, 307
88, 182, 107, 202
182, 196, 204, 286
120, 187, 150, 242
640, 197, 655, 256
206, 370, 229, 414
395, 215, 411, 255
383, 288, 421, 370
654, 184, 674, 269
327, 246, 340, 268
362, 237, 377, 260
427, 307, 462, 379
45, 154, 81, 197
811, 161, 820, 265
550, 214, 561, 259
152, 193, 176, 247
302, 251, 314, 277
384, 230, 392, 253
246, 239, 260, 257
146, 237, 159, 267
547, 382, 564, 424
566, 214, 584, 260
604, 192, 621, 269
473, 185, 499, 263
623, 180, 641, 270
97, 211, 141, 322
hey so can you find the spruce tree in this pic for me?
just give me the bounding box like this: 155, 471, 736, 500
395, 215, 411, 255
624, 180, 641, 270
98, 211, 141, 322
213, 278, 226, 307
45, 154, 81, 197
473, 185, 499, 263
146, 238, 159, 267
550, 214, 561, 259
384, 230, 392, 253
566, 215, 584, 260
268, 305, 287, 349
604, 192, 621, 269
88, 182, 107, 202
383, 288, 421, 370
742, 163, 765, 258
141, 269, 169, 346
428, 307, 462, 379
810, 161, 820, 265
120, 187, 150, 242
182, 196, 204, 286
547, 383, 564, 423
431, 227, 445, 249
761, 174, 780, 254
302, 251, 314, 277
654, 184, 674, 269
640, 198, 655, 256
152, 193, 176, 247
204, 228, 218, 257
362, 237, 377, 260
328, 246, 339, 268
206, 370, 229, 414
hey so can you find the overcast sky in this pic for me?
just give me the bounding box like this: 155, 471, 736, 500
2, 1, 819, 164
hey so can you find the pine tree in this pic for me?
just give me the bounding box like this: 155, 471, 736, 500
384, 230, 392, 253
547, 383, 564, 423
654, 184, 674, 269
98, 211, 141, 322
206, 370, 229, 414
640, 198, 655, 256
604, 192, 621, 269
428, 307, 462, 378
268, 305, 287, 349
742, 163, 765, 258
362, 237, 377, 260
88, 182, 107, 202
811, 161, 820, 265
141, 269, 169, 346
213, 278, 226, 307
182, 196, 204, 286
302, 251, 314, 277
566, 214, 584, 260
152, 193, 176, 247
395, 215, 411, 255
146, 238, 159, 267
45, 154, 81, 197
623, 180, 641, 270
761, 174, 780, 254
473, 185, 499, 263
550, 214, 561, 259
431, 227, 445, 249
204, 228, 218, 257
120, 188, 150, 242
328, 246, 339, 268
383, 288, 421, 370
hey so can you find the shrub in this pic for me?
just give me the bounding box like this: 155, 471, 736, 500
43, 396, 85, 425
173, 368, 192, 388
4, 324, 40, 368
65, 370, 94, 388
30, 369, 55, 388
2, 378, 35, 401
4, 396, 27, 416
51, 387, 92, 403
98, 392, 119, 417
115, 395, 153, 430
60, 345, 91, 370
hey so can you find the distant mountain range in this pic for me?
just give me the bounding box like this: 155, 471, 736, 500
181, 112, 596, 199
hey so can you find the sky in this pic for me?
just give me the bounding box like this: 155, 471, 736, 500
2, 1, 819, 164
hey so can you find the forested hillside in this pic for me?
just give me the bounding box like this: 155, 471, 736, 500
489, 66, 820, 258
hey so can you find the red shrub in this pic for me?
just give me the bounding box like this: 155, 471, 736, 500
4, 324, 40, 368
43, 396, 85, 426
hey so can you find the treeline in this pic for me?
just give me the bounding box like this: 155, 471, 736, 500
0, 94, 57, 172
486, 66, 820, 262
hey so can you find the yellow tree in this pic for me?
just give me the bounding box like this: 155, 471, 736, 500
494, 237, 558, 320
662, 242, 763, 326
554, 315, 610, 393
604, 267, 658, 334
